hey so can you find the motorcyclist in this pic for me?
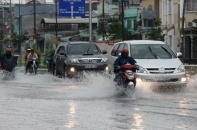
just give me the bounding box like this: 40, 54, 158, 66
113, 48, 138, 86
25, 48, 38, 73
25, 47, 31, 64
46, 49, 55, 72
0, 45, 18, 72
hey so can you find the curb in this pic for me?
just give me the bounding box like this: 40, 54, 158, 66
15, 67, 48, 73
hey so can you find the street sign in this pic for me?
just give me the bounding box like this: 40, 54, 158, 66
59, 0, 85, 17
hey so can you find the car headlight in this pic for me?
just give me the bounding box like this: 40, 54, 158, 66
70, 59, 79, 63
174, 65, 185, 73
101, 58, 108, 63
137, 66, 148, 73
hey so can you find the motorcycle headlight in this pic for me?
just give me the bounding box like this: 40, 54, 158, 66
70, 59, 79, 63
137, 66, 148, 73
101, 58, 108, 63
174, 65, 185, 73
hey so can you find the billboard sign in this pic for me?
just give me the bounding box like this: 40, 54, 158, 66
59, 0, 85, 17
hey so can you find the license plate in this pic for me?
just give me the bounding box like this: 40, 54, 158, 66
85, 65, 96, 68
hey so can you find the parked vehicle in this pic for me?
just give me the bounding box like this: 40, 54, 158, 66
115, 63, 137, 96
108, 40, 187, 87
53, 41, 108, 78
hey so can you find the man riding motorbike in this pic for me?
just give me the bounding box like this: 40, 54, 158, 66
25, 48, 38, 73
46, 49, 55, 72
113, 48, 138, 87
0, 45, 18, 72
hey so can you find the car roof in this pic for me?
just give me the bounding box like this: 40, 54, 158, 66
116, 40, 166, 45
59, 41, 95, 46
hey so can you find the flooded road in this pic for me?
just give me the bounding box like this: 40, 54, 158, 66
0, 69, 197, 130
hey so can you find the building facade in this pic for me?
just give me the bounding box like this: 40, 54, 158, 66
160, 0, 197, 63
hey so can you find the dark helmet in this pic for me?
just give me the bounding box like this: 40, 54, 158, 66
121, 48, 129, 58
6, 45, 12, 52
31, 48, 34, 52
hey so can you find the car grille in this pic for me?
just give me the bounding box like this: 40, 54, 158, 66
78, 59, 102, 63
143, 78, 179, 82
146, 68, 175, 74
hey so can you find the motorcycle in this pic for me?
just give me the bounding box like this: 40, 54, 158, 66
28, 58, 37, 74
0, 56, 18, 80
46, 55, 54, 73
115, 64, 138, 96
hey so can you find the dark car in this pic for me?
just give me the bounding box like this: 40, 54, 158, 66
53, 41, 108, 77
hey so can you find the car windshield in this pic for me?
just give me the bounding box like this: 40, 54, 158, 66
67, 43, 102, 55
130, 44, 177, 59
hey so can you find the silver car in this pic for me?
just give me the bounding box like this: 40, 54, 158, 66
108, 40, 187, 87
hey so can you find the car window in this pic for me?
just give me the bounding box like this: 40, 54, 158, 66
67, 43, 102, 55
57, 46, 65, 54
111, 44, 119, 56
117, 43, 125, 55
123, 43, 129, 50
130, 44, 177, 59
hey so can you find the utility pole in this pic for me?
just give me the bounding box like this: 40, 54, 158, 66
89, 0, 92, 41
181, 0, 186, 62
33, 0, 36, 43
102, 0, 105, 41
18, 0, 21, 54
55, 0, 58, 38
121, 0, 124, 41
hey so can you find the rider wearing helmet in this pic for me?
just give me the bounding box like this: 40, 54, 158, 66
113, 48, 138, 86
25, 47, 31, 63
0, 45, 18, 72
46, 49, 55, 72
25, 48, 38, 73
5, 45, 12, 59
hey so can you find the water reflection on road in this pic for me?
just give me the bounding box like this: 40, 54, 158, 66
0, 69, 197, 130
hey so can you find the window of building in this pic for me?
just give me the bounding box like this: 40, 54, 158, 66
186, 0, 197, 11
127, 20, 131, 29
169, 0, 172, 14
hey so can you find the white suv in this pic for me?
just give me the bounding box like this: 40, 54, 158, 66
108, 40, 187, 87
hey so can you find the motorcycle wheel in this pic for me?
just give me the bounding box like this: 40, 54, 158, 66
34, 67, 37, 74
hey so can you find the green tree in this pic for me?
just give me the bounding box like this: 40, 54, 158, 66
106, 21, 122, 40
146, 19, 165, 41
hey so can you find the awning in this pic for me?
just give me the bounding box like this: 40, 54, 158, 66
41, 18, 98, 24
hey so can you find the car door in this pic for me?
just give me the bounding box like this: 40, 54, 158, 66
58, 46, 66, 72
55, 46, 66, 73
108, 43, 120, 72
108, 42, 128, 72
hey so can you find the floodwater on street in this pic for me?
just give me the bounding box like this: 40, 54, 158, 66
0, 68, 197, 130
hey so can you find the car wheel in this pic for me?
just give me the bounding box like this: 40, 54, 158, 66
65, 67, 72, 78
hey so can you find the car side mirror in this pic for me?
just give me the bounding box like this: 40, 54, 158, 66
176, 52, 182, 58
102, 50, 108, 54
